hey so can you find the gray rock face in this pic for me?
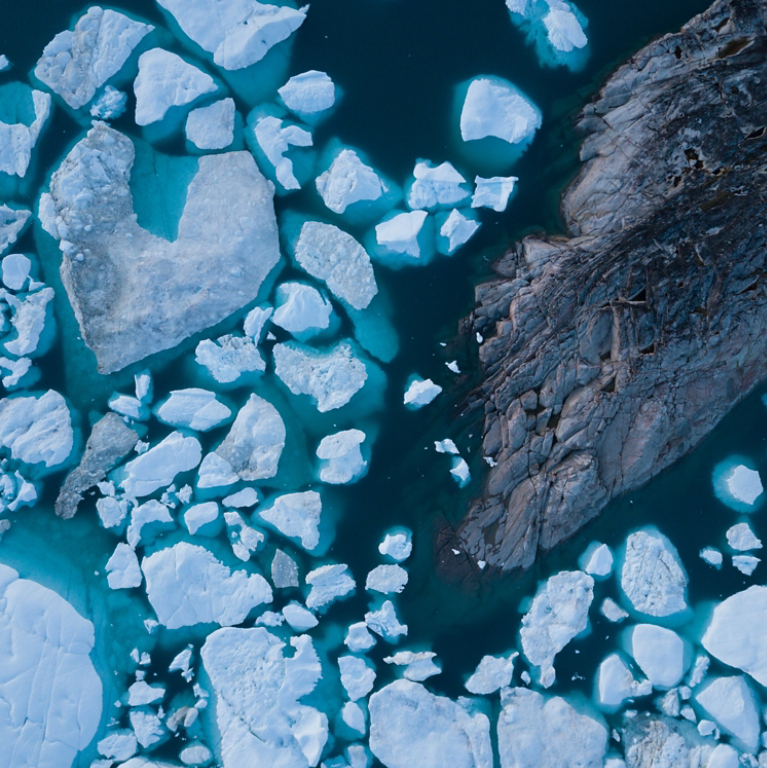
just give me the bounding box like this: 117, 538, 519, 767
459, 0, 767, 572
55, 412, 139, 518
39, 122, 281, 374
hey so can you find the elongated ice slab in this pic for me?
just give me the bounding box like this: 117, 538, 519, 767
471, 176, 517, 211
120, 431, 201, 497
465, 652, 518, 694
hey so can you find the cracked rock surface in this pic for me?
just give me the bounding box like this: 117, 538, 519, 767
457, 0, 767, 572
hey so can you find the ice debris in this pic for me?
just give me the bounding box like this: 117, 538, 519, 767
375, 210, 430, 260
700, 547, 723, 568
0, 206, 30, 256
271, 549, 300, 589
316, 429, 367, 484
195, 335, 265, 384
155, 388, 232, 432
186, 98, 235, 150
733, 554, 760, 575
106, 543, 142, 589
365, 599, 407, 641
579, 542, 614, 578
282, 602, 318, 632
450, 457, 471, 487
253, 114, 313, 190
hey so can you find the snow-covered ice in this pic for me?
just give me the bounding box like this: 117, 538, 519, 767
378, 530, 412, 562
579, 542, 614, 578
253, 114, 313, 190
106, 543, 142, 589
407, 161, 469, 210
519, 570, 594, 688
279, 71, 336, 115
273, 282, 333, 336
733, 555, 760, 575
700, 547, 723, 568
282, 602, 318, 632
713, 459, 764, 511
155, 388, 232, 432
627, 624, 686, 689
384, 651, 441, 682
305, 563, 355, 610
316, 149, 389, 214
90, 85, 127, 119
259, 491, 322, 551
726, 522, 762, 551
186, 98, 235, 150
436, 208, 480, 255
694, 676, 760, 751
365, 599, 407, 641
375, 210, 430, 260
471, 176, 518, 212
316, 429, 367, 484
195, 335, 266, 384
339, 655, 377, 700
142, 542, 272, 628
465, 652, 518, 694
1, 254, 31, 291
596, 653, 651, 710
403, 377, 442, 408
365, 564, 408, 594
0, 85, 51, 178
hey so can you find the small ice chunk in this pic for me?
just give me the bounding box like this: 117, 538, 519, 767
726, 522, 762, 551
142, 542, 272, 628
196, 452, 239, 489
282, 602, 318, 631
97, 495, 129, 529
471, 176, 518, 212
195, 334, 265, 383
259, 491, 322, 551
465, 652, 518, 694
253, 115, 313, 190
120, 431, 202, 497
108, 393, 146, 421
596, 653, 652, 710
407, 160, 469, 210
224, 510, 264, 560
687, 654, 710, 687
156, 388, 232, 432
365, 599, 408, 641
375, 210, 429, 258
271, 549, 299, 589
520, 570, 594, 688
378, 530, 413, 562
223, 488, 259, 508
126, 499, 173, 548
279, 70, 336, 115
128, 680, 165, 707
345, 622, 376, 652
2, 253, 31, 291
3, 287, 54, 357
620, 529, 688, 617
129, 708, 165, 748
180, 742, 213, 765
316, 149, 388, 214
404, 377, 442, 408
341, 701, 366, 736
256, 610, 284, 627
272, 282, 332, 335
0, 56, 9, 71
435, 439, 459, 455
713, 459, 764, 511
384, 651, 441, 682
446, 360, 460, 374
89, 86, 127, 120
579, 542, 614, 578
186, 98, 235, 150
317, 429, 367, 484
450, 457, 471, 487
169, 647, 193, 681
243, 305, 273, 341
339, 655, 376, 700
106, 543, 142, 589
273, 341, 368, 412
461, 77, 542, 145
365, 564, 408, 594
733, 554, 760, 575
627, 624, 686, 689
295, 221, 378, 310
694, 676, 760, 750
0, 206, 31, 256
437, 209, 480, 255
305, 563, 355, 610
700, 547, 723, 568
98, 730, 138, 761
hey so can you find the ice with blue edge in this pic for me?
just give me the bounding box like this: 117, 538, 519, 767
126, 499, 174, 548
472, 176, 518, 212
373, 210, 433, 264
279, 71, 336, 116
626, 624, 687, 689
436, 209, 480, 255
0, 84, 51, 178
365, 564, 408, 594
273, 282, 333, 337
579, 541, 613, 578
0, 563, 103, 768
157, 0, 309, 70
195, 334, 266, 384
3, 286, 55, 358
306, 563, 355, 610
384, 651, 441, 682
465, 652, 518, 694
252, 114, 313, 191
713, 458, 764, 512
365, 599, 407, 641
106, 542, 142, 589
35, 7, 154, 109
259, 491, 322, 551
90, 85, 128, 120
316, 429, 367, 484
0, 206, 30, 256
694, 676, 760, 751
406, 160, 470, 210
733, 554, 760, 575
186, 98, 236, 150
184, 501, 221, 535
700, 547, 723, 568
403, 377, 442, 408
378, 529, 412, 562
596, 653, 651, 710
726, 522, 762, 551
283, 602, 319, 631
155, 388, 232, 432
134, 49, 217, 126
316, 148, 391, 215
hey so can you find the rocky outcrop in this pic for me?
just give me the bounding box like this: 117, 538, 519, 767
459, 0, 767, 572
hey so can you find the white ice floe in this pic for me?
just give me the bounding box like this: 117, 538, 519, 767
89, 85, 127, 119
215, 393, 285, 481
733, 555, 760, 575
142, 542, 272, 628
465, 652, 518, 694
700, 547, 723, 568
186, 98, 235, 150
129, 708, 165, 748
0, 390, 73, 469
0, 462, 37, 515
365, 599, 407, 641
542, 0, 589, 52
450, 457, 471, 487
108, 393, 146, 421
375, 210, 429, 259
157, 0, 308, 70
447, 360, 461, 373
0, 563, 102, 768
282, 602, 318, 632
340, 701, 366, 736
126, 500, 174, 548
520, 570, 594, 688
316, 149, 388, 214
378, 529, 412, 562
498, 687, 606, 768
169, 646, 193, 681
702, 585, 767, 685
305, 563, 355, 610
407, 161, 470, 211
134, 49, 216, 126
274, 340, 368, 412
259, 491, 322, 551
596, 653, 652, 710
713, 459, 764, 511
471, 176, 518, 212
0, 357, 35, 390
295, 221, 378, 310
403, 377, 442, 408
223, 487, 259, 508
197, 452, 239, 489
128, 680, 165, 706
253, 115, 313, 190
370, 679, 492, 768
726, 522, 762, 551
271, 549, 299, 589
120, 431, 202, 497
273, 282, 332, 336
0, 85, 51, 178
196, 335, 265, 384
0, 206, 30, 256
180, 743, 213, 765
694, 676, 760, 751
279, 70, 336, 115
620, 529, 688, 618
437, 208, 480, 255
339, 655, 377, 700
579, 542, 614, 578
345, 622, 376, 652
225, 510, 264, 561
505, 0, 589, 64
435, 438, 459, 454
98, 731, 138, 761
35, 7, 153, 109
627, 624, 686, 689
460, 77, 542, 145
201, 627, 325, 767
155, 388, 232, 432
2, 253, 31, 291
0, 56, 9, 71
106, 543, 142, 589
365, 564, 408, 594
706, 745, 740, 768
3, 287, 54, 357
384, 651, 441, 682
317, 429, 367, 484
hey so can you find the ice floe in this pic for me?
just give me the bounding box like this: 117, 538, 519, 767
316, 148, 390, 215
436, 208, 480, 255
700, 547, 723, 568
579, 542, 614, 578
694, 675, 759, 751
403, 377, 442, 408
346, 622, 377, 652
155, 388, 232, 432
259, 491, 322, 551
365, 564, 408, 594
373, 210, 432, 263
106, 542, 142, 589
279, 71, 336, 117
186, 98, 236, 150
3, 286, 54, 358
305, 563, 355, 610
316, 429, 367, 484
471, 175, 518, 212
1, 254, 31, 291
726, 522, 762, 551
465, 652, 518, 694
273, 282, 333, 336
271, 548, 300, 589
98, 731, 138, 761
378, 529, 412, 562
340, 655, 377, 700
197, 451, 239, 489
384, 651, 441, 682
0, 84, 51, 178
252, 113, 313, 190
181, 500, 218, 537
733, 554, 760, 575
712, 458, 764, 512
283, 602, 318, 631
596, 653, 651, 710
626, 624, 687, 689
195, 335, 265, 384
406, 160, 470, 210
365, 599, 407, 641
0, 206, 30, 256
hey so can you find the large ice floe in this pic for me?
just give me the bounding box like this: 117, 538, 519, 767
39, 122, 281, 373
0, 84, 51, 178
0, 563, 102, 768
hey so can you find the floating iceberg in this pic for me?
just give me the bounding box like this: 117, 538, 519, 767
465, 652, 518, 694
378, 529, 412, 562
403, 377, 442, 408
726, 522, 762, 551
471, 176, 518, 212
596, 653, 651, 710
184, 501, 221, 535
365, 599, 407, 641
3, 286, 54, 358
384, 651, 441, 682
305, 563, 355, 610
0, 84, 51, 178
406, 160, 470, 211
370, 680, 492, 768
126, 499, 174, 548
279, 71, 336, 116
156, 0, 309, 70
694, 676, 759, 751
155, 388, 232, 432
186, 98, 235, 150
579, 542, 613, 578
345, 622, 376, 652
259, 491, 322, 551
142, 542, 272, 628
90, 85, 127, 120
271, 549, 299, 589
195, 335, 266, 385
712, 458, 764, 512
282, 602, 318, 632
0, 205, 29, 256
273, 282, 333, 336
35, 7, 153, 109
373, 210, 433, 264
519, 570, 594, 688
106, 542, 142, 589
626, 624, 687, 689
600, 597, 628, 623
197, 451, 239, 489
436, 209, 480, 255
450, 457, 471, 487
733, 554, 760, 575
700, 547, 723, 568
339, 655, 377, 700
316, 429, 367, 484
366, 564, 408, 594
316, 148, 390, 215
1, 253, 30, 291
251, 113, 313, 191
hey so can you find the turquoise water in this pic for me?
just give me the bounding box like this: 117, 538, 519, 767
2, 0, 753, 765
